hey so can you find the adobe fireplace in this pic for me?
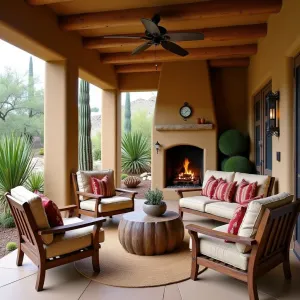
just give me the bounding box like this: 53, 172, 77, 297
165, 145, 203, 188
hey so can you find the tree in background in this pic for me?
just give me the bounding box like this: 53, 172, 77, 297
78, 79, 93, 170
131, 109, 153, 142
124, 92, 131, 133
0, 65, 44, 138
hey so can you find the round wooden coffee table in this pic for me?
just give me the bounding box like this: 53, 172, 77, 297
118, 210, 184, 256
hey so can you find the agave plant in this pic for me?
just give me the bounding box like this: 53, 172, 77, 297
0, 134, 34, 213
25, 171, 44, 193
121, 132, 151, 174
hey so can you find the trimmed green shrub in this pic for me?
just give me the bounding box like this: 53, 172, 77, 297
25, 172, 44, 193
6, 242, 17, 251
93, 148, 101, 161
0, 213, 15, 228
219, 130, 247, 156
121, 174, 128, 180
221, 158, 229, 171
224, 156, 253, 173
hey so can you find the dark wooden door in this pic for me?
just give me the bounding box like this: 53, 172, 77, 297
254, 82, 272, 175
294, 55, 300, 259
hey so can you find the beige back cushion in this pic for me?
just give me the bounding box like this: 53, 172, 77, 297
77, 169, 116, 200
202, 170, 235, 187
233, 172, 271, 197
10, 186, 53, 245
236, 192, 293, 253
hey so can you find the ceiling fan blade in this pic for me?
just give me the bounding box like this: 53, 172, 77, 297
141, 18, 161, 36
166, 32, 205, 42
161, 41, 189, 57
131, 42, 153, 55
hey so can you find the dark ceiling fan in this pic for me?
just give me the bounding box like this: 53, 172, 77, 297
104, 14, 204, 56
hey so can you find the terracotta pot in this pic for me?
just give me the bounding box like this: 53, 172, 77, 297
143, 201, 167, 217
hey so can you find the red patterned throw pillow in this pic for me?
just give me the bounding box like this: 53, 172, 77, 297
226, 194, 264, 242
35, 191, 64, 227
91, 175, 115, 197
235, 179, 258, 204
213, 180, 237, 202
202, 176, 220, 199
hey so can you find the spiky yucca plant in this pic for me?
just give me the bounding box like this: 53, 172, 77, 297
0, 134, 34, 213
25, 172, 44, 193
121, 132, 151, 174
78, 79, 93, 171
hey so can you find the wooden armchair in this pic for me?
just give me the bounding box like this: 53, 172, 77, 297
187, 199, 300, 300
72, 170, 137, 218
6, 188, 105, 292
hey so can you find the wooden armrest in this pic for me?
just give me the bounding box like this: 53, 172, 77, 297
59, 204, 77, 212
38, 217, 106, 235
115, 188, 138, 195
186, 224, 257, 246
76, 191, 103, 200
175, 188, 202, 193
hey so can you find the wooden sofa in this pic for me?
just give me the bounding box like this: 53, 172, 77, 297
6, 186, 105, 291
186, 193, 299, 300
176, 170, 275, 223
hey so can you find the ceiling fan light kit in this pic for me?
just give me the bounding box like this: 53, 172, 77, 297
104, 14, 204, 57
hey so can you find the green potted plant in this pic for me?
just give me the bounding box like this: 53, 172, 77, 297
143, 188, 166, 217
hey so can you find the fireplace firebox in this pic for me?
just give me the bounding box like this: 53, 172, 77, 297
165, 145, 203, 188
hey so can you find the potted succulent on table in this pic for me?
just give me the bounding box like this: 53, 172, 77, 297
143, 188, 166, 217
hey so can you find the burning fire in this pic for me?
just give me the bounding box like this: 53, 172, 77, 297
178, 158, 194, 180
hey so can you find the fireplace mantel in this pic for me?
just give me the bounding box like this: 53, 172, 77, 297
155, 124, 213, 131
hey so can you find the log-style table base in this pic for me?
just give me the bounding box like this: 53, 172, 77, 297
118, 211, 184, 256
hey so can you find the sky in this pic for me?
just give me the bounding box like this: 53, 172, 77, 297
0, 39, 157, 113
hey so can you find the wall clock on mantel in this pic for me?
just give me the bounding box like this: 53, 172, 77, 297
179, 102, 193, 121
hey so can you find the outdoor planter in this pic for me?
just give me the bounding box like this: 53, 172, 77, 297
143, 201, 167, 217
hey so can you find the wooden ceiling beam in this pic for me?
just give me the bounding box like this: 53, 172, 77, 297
101, 44, 257, 64
209, 58, 249, 68
83, 24, 267, 50
27, 0, 73, 5
60, 0, 282, 31
116, 63, 162, 73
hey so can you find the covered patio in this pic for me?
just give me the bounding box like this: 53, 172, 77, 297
1, 0, 300, 299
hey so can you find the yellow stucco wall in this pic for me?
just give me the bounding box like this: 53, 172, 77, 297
248, 0, 300, 193
152, 61, 217, 200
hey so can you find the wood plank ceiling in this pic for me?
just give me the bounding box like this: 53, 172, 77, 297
27, 0, 282, 73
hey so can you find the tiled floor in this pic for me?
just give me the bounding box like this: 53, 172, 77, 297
0, 200, 299, 300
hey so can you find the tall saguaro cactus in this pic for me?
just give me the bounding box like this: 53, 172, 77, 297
124, 92, 131, 133
28, 56, 34, 118
78, 79, 93, 170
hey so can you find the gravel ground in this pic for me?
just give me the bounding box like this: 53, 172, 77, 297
121, 179, 151, 199
0, 227, 18, 259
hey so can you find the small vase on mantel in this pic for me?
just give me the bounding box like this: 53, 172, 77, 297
197, 118, 206, 124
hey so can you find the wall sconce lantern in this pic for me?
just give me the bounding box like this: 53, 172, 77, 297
155, 141, 161, 154
266, 91, 280, 137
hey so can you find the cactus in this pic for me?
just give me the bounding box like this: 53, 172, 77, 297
124, 92, 131, 133
78, 79, 93, 171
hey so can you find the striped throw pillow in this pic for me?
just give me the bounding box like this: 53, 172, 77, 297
202, 176, 220, 198
91, 175, 115, 197
213, 180, 237, 202
235, 179, 258, 204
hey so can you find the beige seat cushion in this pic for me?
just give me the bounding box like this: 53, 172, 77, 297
77, 169, 116, 200
179, 196, 219, 212
237, 192, 293, 253
233, 172, 271, 197
205, 202, 239, 220
202, 170, 235, 187
80, 196, 133, 213
44, 217, 105, 259
190, 224, 249, 271
10, 186, 53, 245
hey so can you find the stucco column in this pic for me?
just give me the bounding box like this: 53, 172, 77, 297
101, 89, 121, 187
44, 60, 78, 207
